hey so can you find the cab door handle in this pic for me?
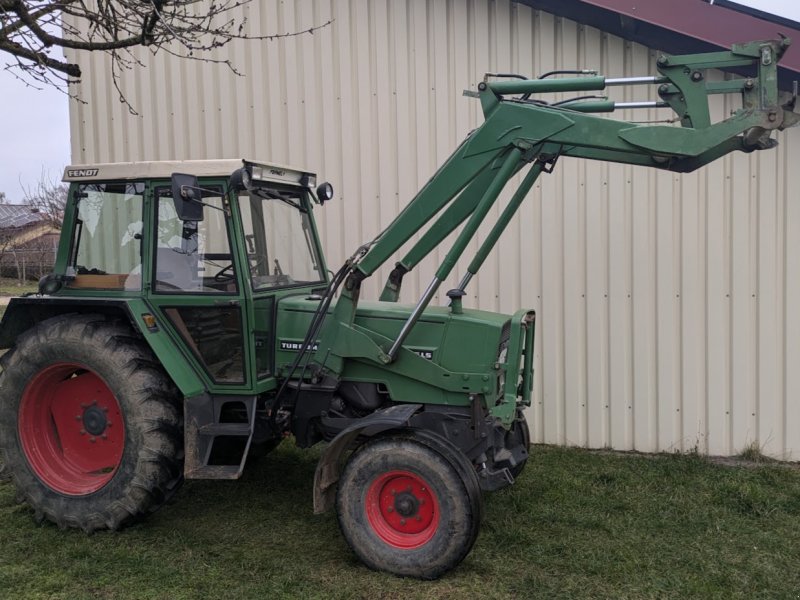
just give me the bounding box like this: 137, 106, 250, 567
214, 300, 240, 307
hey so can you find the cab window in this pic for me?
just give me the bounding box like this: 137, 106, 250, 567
67, 182, 144, 290
153, 187, 237, 294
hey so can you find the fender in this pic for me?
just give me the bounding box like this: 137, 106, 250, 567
0, 296, 206, 398
313, 403, 422, 513
0, 296, 132, 348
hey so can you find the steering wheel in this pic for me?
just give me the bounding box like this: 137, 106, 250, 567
213, 264, 236, 282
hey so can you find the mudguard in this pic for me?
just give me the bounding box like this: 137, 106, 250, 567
0, 296, 205, 398
313, 403, 422, 513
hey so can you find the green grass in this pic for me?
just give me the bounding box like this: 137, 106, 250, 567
0, 277, 38, 296
737, 441, 778, 464
2, 444, 799, 599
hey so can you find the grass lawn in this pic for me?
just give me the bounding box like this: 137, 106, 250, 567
0, 277, 38, 297
1, 443, 799, 599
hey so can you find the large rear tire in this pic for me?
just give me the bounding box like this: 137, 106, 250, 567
336, 429, 482, 579
0, 314, 183, 531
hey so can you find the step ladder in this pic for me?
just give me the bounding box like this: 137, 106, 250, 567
184, 394, 257, 479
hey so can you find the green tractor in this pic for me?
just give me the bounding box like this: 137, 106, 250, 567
0, 39, 796, 579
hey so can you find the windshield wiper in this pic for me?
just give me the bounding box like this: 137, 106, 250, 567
250, 188, 303, 211
301, 219, 319, 270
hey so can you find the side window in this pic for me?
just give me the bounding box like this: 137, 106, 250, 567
67, 182, 144, 290
163, 306, 245, 384
154, 187, 237, 294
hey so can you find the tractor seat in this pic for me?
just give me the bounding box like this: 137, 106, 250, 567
155, 247, 216, 293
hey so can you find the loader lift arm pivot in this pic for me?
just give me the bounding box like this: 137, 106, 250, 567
312, 38, 798, 376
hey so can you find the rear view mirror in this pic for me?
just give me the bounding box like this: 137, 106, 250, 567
171, 173, 204, 221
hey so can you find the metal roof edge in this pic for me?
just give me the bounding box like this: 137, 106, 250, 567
517, 0, 800, 91
704, 0, 800, 30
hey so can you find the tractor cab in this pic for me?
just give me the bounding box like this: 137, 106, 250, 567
40, 159, 331, 393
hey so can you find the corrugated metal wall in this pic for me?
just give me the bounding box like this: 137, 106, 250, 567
66, 0, 800, 459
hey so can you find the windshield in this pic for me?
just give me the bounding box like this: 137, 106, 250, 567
238, 187, 324, 291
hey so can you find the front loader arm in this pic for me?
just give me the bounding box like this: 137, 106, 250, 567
312, 38, 798, 377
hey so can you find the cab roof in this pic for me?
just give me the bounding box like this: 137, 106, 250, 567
62, 159, 313, 186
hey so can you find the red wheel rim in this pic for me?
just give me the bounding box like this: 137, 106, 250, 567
365, 470, 440, 549
18, 362, 125, 496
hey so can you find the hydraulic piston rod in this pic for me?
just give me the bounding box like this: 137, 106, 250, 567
605, 76, 668, 86
386, 147, 523, 360
456, 160, 545, 294
615, 101, 670, 109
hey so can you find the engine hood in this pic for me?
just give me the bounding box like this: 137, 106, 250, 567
275, 296, 512, 374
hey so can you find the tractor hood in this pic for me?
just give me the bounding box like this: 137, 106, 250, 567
274, 295, 513, 376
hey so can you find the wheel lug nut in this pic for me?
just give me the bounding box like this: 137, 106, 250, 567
390, 489, 396, 495
387, 507, 393, 513
419, 499, 424, 505
79, 429, 86, 435
406, 486, 412, 493
421, 487, 426, 492
101, 434, 108, 440
400, 519, 406, 526
75, 415, 82, 421
415, 516, 421, 521
80, 403, 88, 409
89, 437, 96, 443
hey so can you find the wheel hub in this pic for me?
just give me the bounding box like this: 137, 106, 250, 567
365, 470, 440, 549
394, 491, 420, 517
82, 404, 108, 436
18, 363, 125, 496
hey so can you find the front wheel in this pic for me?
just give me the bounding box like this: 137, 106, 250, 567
0, 314, 184, 531
504, 410, 531, 479
336, 430, 482, 579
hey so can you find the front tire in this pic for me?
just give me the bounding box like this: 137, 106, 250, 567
336, 430, 482, 579
0, 314, 183, 531
505, 411, 531, 479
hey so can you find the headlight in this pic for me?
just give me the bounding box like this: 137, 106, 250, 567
316, 182, 334, 203
251, 165, 265, 180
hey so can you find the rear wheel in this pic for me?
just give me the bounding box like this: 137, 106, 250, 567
336, 430, 482, 579
0, 314, 183, 531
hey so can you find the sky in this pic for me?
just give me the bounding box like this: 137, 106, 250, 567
0, 71, 70, 202
0, 0, 797, 202
731, 0, 800, 21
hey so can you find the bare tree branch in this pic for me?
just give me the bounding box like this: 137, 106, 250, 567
21, 169, 68, 230
1, 1, 332, 111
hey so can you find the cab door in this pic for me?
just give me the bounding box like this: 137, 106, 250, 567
235, 185, 329, 383
145, 182, 254, 393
